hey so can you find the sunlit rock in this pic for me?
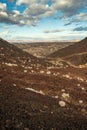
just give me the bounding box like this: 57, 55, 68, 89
5, 63, 18, 67
51, 111, 53, 114
26, 87, 45, 95
31, 70, 34, 73
62, 93, 69, 99
79, 100, 83, 104
61, 89, 65, 92
54, 95, 58, 99
13, 84, 16, 87
81, 87, 85, 90
77, 84, 80, 87
24, 70, 27, 73
40, 70, 44, 74
46, 71, 51, 75
59, 101, 66, 107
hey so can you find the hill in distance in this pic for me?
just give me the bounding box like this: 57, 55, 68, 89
49, 37, 87, 58
48, 37, 87, 66
14, 42, 73, 58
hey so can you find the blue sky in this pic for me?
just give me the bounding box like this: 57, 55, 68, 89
0, 0, 87, 42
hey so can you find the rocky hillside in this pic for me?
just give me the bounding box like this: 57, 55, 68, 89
64, 52, 87, 66
48, 37, 87, 66
0, 38, 87, 129
49, 37, 87, 58
0, 38, 52, 69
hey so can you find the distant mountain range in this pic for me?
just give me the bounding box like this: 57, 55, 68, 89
14, 42, 73, 58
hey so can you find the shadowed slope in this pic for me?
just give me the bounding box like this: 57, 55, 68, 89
49, 37, 87, 58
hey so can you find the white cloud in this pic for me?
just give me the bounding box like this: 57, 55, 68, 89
0, 11, 8, 17
0, 3, 9, 23
51, 0, 87, 17
64, 12, 87, 25
0, 3, 7, 17
72, 13, 87, 22
0, 0, 87, 26
16, 0, 47, 6
0, 3, 25, 26
0, 3, 6, 11
25, 4, 49, 16
16, 0, 87, 26
16, 0, 29, 5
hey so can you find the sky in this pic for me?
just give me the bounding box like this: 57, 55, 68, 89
0, 0, 87, 42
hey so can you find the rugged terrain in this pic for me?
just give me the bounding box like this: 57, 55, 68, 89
14, 42, 73, 58
48, 38, 87, 67
49, 38, 87, 58
0, 38, 87, 129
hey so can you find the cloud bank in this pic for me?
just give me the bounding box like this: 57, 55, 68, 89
0, 0, 87, 26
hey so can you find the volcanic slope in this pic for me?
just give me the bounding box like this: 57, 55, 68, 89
48, 37, 87, 66
49, 37, 87, 58
64, 52, 87, 66
0, 38, 87, 129
0, 38, 52, 69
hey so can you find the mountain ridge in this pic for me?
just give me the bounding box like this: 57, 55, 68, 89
48, 37, 87, 58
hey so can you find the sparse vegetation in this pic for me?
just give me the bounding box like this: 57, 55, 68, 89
0, 38, 87, 129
